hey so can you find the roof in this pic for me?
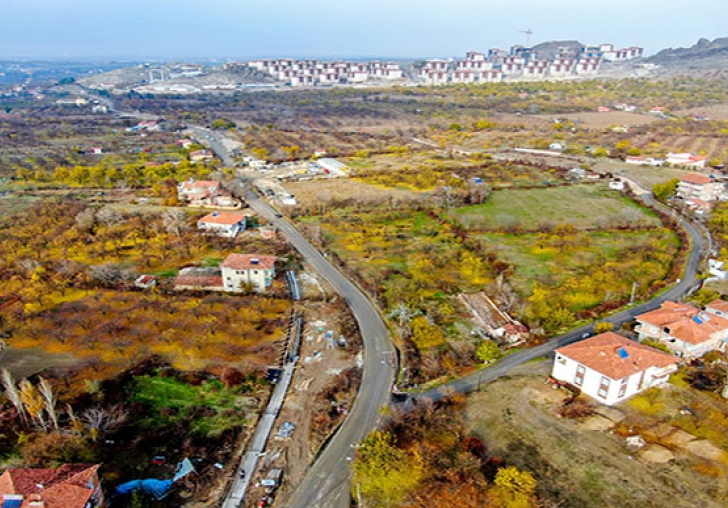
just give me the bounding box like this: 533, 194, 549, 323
680, 173, 713, 185
0, 464, 100, 508
706, 299, 728, 314
198, 212, 247, 226
556, 332, 678, 380
636, 301, 728, 345
178, 180, 220, 191
221, 254, 277, 271
174, 267, 223, 288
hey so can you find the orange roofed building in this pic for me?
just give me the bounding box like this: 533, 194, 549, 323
0, 464, 105, 508
635, 301, 728, 358
197, 211, 248, 237
552, 332, 678, 405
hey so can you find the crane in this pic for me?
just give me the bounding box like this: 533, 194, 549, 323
519, 28, 534, 48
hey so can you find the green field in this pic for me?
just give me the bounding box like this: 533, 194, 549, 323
453, 184, 659, 231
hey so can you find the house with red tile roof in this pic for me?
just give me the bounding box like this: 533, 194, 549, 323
705, 299, 728, 318
635, 301, 728, 358
221, 254, 277, 293
677, 173, 724, 202
177, 179, 221, 203
197, 212, 248, 237
552, 332, 678, 405
668, 153, 708, 169
0, 464, 105, 508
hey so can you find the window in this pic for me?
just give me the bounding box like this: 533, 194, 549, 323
574, 365, 585, 386
254, 270, 259, 275
618, 377, 629, 398
556, 354, 566, 365
598, 376, 611, 398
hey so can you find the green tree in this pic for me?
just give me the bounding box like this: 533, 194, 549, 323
476, 340, 502, 364
652, 178, 679, 202
593, 321, 614, 334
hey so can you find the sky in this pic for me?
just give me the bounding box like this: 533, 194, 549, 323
0, 0, 725, 61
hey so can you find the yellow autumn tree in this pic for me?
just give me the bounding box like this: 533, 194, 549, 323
352, 430, 423, 507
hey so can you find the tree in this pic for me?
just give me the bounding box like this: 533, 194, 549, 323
593, 321, 614, 334
162, 208, 189, 237
652, 178, 679, 202
489, 466, 538, 508
2, 369, 27, 426
476, 340, 502, 364
20, 379, 47, 431
38, 377, 58, 430
353, 430, 423, 507
81, 405, 128, 442
411, 316, 446, 349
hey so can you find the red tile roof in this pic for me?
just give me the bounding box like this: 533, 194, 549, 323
221, 254, 277, 271
706, 299, 728, 314
0, 464, 101, 508
556, 332, 678, 380
680, 173, 713, 185
636, 301, 728, 345
198, 212, 247, 226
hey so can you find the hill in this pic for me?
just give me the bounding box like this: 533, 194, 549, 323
531, 40, 584, 60
647, 37, 728, 68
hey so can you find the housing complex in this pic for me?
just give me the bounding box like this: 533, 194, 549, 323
419, 42, 643, 85
0, 464, 106, 508
635, 301, 728, 359
247, 59, 404, 87
551, 332, 678, 406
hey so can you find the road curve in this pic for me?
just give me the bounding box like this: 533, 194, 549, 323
410, 192, 706, 405
244, 190, 395, 508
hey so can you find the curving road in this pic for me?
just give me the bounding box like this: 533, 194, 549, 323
242, 188, 396, 508
406, 192, 707, 406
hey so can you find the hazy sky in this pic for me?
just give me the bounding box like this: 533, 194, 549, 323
0, 0, 724, 60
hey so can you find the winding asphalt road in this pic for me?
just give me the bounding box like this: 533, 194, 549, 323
243, 189, 396, 508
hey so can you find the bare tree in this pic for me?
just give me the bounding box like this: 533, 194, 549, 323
96, 207, 125, 228
2, 369, 27, 426
81, 405, 128, 441
162, 208, 189, 237
75, 208, 96, 233
88, 262, 135, 287
17, 259, 40, 277
38, 377, 58, 430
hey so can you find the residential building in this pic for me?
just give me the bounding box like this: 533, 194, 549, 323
134, 274, 157, 289
221, 254, 277, 293
706, 299, 728, 317
677, 173, 723, 201
197, 211, 248, 237
0, 464, 106, 508
635, 301, 728, 358
177, 179, 221, 202
173, 267, 224, 291
669, 153, 708, 169
317, 158, 348, 176
552, 332, 679, 405
625, 156, 664, 166
189, 149, 215, 163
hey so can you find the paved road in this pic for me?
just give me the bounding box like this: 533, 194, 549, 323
243, 189, 396, 508
187, 125, 237, 167
406, 192, 707, 406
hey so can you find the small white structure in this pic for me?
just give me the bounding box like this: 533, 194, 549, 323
635, 301, 728, 358
625, 156, 664, 166
552, 332, 679, 406
609, 180, 625, 191
221, 254, 277, 293
197, 212, 247, 237
317, 158, 348, 176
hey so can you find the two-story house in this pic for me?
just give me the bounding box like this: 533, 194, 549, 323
0, 464, 106, 508
552, 332, 679, 405
177, 179, 221, 203
676, 173, 724, 202
635, 301, 728, 358
197, 212, 247, 237
221, 254, 277, 293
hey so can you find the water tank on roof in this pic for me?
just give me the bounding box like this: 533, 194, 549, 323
616, 346, 629, 359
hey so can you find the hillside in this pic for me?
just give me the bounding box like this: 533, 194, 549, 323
647, 37, 728, 68
531, 39, 584, 60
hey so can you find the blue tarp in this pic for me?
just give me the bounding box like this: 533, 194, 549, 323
115, 479, 174, 500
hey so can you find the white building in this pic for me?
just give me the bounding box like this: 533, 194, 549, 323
221, 254, 277, 293
178, 179, 221, 202
667, 153, 708, 169
677, 173, 724, 202
635, 301, 728, 358
197, 212, 248, 237
552, 332, 679, 405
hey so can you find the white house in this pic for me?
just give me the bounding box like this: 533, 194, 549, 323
705, 299, 728, 317
635, 301, 728, 358
197, 212, 248, 237
667, 153, 708, 169
677, 173, 724, 202
317, 158, 348, 176
177, 179, 221, 202
221, 254, 277, 293
552, 332, 679, 406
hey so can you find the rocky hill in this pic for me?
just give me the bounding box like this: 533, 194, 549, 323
647, 37, 728, 68
531, 40, 584, 60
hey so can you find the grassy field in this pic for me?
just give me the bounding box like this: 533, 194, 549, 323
479, 229, 679, 295
453, 184, 659, 230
